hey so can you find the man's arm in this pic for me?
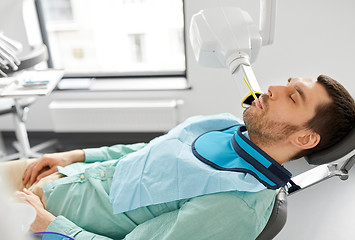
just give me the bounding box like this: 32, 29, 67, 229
47, 216, 115, 240
23, 143, 146, 186
84, 143, 146, 163
16, 187, 114, 239
23, 150, 86, 186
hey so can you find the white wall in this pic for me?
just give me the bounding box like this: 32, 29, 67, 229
1, 0, 354, 131
1, 0, 355, 239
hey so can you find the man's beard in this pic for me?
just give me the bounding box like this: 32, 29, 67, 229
242, 95, 302, 147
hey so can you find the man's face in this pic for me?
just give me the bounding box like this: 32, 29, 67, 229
243, 77, 332, 146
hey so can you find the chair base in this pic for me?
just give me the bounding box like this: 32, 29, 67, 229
0, 102, 60, 161
1, 139, 59, 161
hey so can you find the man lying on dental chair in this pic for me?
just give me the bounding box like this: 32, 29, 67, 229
3, 75, 355, 240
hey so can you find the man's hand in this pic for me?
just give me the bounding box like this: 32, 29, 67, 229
15, 188, 56, 232
23, 150, 86, 186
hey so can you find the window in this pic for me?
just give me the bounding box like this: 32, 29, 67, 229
41, 0, 74, 22
38, 0, 185, 75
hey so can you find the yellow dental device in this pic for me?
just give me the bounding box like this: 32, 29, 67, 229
243, 77, 258, 100
241, 78, 262, 109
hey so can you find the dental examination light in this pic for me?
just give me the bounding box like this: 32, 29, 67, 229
189, 0, 276, 104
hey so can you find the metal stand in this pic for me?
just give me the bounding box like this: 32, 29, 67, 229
1, 98, 58, 160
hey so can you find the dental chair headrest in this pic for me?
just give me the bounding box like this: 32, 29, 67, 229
305, 127, 355, 165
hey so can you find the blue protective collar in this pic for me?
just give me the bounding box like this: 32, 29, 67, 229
192, 125, 292, 190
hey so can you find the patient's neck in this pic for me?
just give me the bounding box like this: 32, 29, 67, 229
249, 135, 292, 165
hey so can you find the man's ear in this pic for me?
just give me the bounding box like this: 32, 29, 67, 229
290, 130, 321, 150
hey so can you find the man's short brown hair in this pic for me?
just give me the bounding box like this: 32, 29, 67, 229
294, 75, 355, 159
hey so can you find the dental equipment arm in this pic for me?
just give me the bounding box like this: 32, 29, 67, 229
260, 0, 277, 45
189, 0, 277, 95
0, 33, 23, 77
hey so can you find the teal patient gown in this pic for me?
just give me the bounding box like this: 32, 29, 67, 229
43, 113, 276, 240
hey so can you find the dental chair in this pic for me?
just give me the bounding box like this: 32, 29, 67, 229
256, 127, 355, 239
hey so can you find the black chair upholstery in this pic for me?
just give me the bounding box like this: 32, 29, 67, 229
305, 127, 355, 165
255, 188, 287, 240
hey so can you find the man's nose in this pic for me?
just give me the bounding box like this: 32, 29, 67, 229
267, 85, 288, 99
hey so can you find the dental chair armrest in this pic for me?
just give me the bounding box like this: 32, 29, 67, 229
288, 154, 355, 196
